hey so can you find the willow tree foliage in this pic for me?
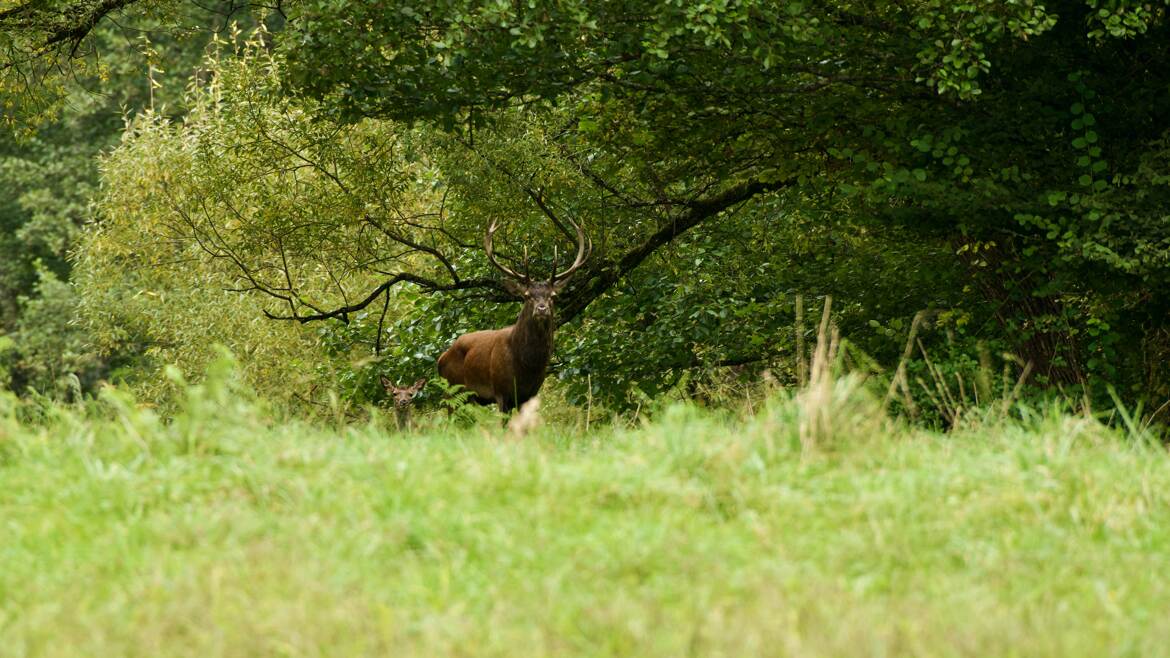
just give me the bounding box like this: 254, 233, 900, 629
0, 2, 262, 395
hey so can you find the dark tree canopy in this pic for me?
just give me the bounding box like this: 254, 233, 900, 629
276, 0, 1170, 390
4, 0, 1170, 408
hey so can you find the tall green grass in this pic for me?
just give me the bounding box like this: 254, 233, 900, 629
1, 354, 1168, 657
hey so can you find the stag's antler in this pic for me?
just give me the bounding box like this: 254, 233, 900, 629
552, 215, 591, 285
484, 218, 529, 283
485, 216, 590, 285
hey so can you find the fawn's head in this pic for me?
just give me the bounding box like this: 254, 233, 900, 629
381, 377, 426, 409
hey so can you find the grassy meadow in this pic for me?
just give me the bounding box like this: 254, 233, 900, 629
1, 364, 1169, 658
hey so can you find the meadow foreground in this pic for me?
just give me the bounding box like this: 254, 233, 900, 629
1, 378, 1168, 658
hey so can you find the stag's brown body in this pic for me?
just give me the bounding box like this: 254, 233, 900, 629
437, 291, 554, 412
437, 217, 589, 413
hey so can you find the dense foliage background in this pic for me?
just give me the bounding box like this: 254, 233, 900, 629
3, 0, 1169, 420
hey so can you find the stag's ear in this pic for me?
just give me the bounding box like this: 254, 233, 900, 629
379, 375, 393, 390
410, 378, 427, 393
502, 278, 527, 297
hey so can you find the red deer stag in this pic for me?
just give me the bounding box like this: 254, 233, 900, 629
381, 376, 426, 429
437, 217, 590, 413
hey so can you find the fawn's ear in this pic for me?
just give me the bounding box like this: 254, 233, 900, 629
379, 375, 393, 390
410, 378, 427, 393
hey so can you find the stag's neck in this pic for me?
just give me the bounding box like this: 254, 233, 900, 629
509, 303, 555, 372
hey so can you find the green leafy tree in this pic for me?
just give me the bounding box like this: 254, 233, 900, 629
274, 0, 1170, 399
75, 45, 340, 404
78, 36, 967, 408
0, 2, 274, 396
13, 0, 1170, 406
2, 267, 113, 396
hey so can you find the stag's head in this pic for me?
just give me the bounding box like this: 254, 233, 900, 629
485, 216, 591, 321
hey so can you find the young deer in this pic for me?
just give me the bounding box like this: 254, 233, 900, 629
380, 376, 427, 429
437, 216, 590, 413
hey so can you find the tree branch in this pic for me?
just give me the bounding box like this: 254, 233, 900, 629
263, 273, 500, 323
555, 177, 794, 325
261, 176, 791, 327
0, 0, 143, 63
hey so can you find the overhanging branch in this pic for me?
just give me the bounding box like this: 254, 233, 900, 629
555, 177, 794, 324
263, 273, 500, 323
262, 176, 792, 326
0, 0, 143, 67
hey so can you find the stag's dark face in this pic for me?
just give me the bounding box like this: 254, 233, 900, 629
506, 280, 559, 321
526, 282, 558, 319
